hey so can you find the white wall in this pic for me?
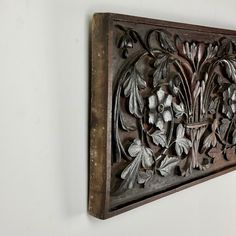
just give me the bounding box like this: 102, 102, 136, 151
1, 0, 236, 235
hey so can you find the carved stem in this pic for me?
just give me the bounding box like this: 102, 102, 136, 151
114, 73, 132, 162
203, 60, 219, 116
167, 108, 175, 147
132, 30, 156, 58
174, 60, 192, 118
225, 115, 236, 143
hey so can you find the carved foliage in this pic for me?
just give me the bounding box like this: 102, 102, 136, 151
114, 25, 236, 192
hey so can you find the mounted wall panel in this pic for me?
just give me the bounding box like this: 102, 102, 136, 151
89, 13, 236, 219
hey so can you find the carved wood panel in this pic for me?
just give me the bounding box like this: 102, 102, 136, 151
89, 13, 236, 219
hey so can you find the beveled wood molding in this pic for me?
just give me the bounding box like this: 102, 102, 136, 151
89, 13, 236, 219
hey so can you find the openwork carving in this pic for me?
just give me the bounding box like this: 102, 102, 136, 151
89, 13, 236, 219
114, 25, 236, 191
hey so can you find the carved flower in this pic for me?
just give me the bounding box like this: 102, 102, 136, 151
222, 85, 236, 119
148, 88, 173, 129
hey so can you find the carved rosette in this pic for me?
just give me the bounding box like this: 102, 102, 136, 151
113, 25, 236, 192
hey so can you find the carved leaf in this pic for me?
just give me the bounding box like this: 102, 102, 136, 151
224, 147, 235, 161
193, 81, 201, 100
158, 31, 176, 52
233, 130, 236, 144
206, 43, 218, 59
203, 133, 217, 149
202, 119, 218, 150
212, 118, 219, 132
217, 38, 232, 56
150, 130, 167, 148
153, 54, 169, 87
173, 102, 185, 118
221, 59, 236, 83
175, 35, 183, 51
115, 29, 236, 190
120, 139, 154, 190
157, 156, 179, 177
196, 43, 205, 67
219, 118, 230, 138
120, 153, 142, 189
128, 139, 153, 169
208, 97, 219, 114
232, 40, 236, 54
137, 170, 153, 185
129, 30, 138, 43
183, 41, 197, 63
222, 85, 236, 119
123, 68, 146, 118
118, 34, 133, 49
116, 26, 139, 58
175, 124, 192, 156
207, 145, 223, 163
141, 146, 154, 169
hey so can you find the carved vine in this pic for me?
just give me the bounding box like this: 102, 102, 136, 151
113, 25, 236, 192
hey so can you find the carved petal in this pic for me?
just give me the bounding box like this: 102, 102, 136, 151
164, 95, 172, 107
149, 95, 157, 110
156, 88, 165, 103
149, 111, 157, 125
163, 110, 172, 122
156, 118, 164, 130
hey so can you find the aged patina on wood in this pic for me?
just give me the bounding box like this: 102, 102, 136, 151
89, 13, 236, 219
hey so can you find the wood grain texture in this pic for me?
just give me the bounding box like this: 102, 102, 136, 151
89, 14, 110, 219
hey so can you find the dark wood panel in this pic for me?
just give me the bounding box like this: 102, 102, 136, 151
89, 13, 236, 219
